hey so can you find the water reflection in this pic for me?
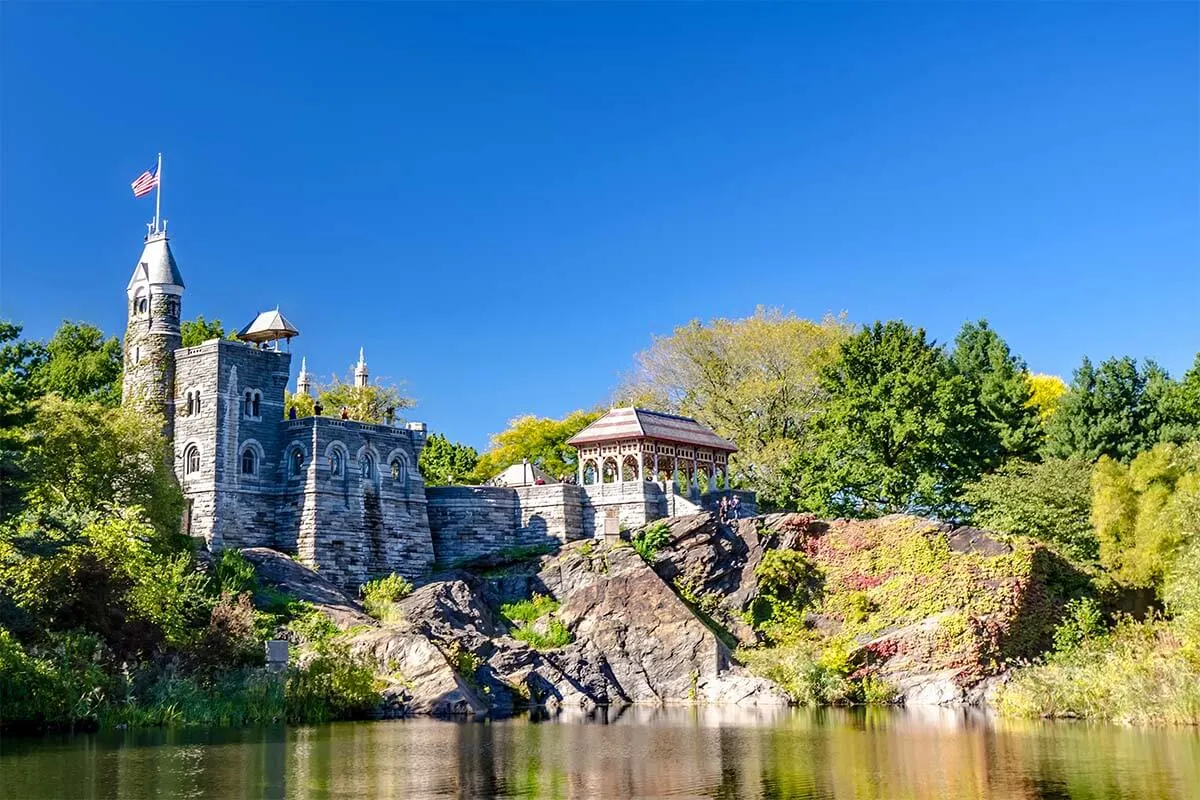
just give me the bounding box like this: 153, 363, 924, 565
2, 707, 1197, 799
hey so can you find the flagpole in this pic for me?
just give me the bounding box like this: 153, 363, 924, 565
154, 152, 163, 234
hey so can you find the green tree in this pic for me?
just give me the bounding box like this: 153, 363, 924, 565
1092, 442, 1200, 589
418, 433, 480, 486
949, 320, 1041, 463
618, 308, 851, 506
786, 321, 981, 517
31, 321, 122, 406
180, 315, 228, 347
961, 458, 1095, 560
317, 375, 414, 424
1151, 353, 1200, 444
472, 410, 602, 482
1044, 356, 1171, 463
18, 396, 184, 537
0, 322, 47, 516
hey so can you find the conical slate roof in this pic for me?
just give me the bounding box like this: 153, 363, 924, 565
127, 232, 184, 289
236, 309, 300, 343
567, 407, 737, 452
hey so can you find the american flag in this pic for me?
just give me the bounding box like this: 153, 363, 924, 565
131, 165, 158, 198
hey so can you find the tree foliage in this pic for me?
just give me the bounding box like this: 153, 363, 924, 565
949, 319, 1041, 463
472, 410, 601, 482
418, 433, 480, 487
961, 458, 1095, 560
1091, 442, 1200, 589
285, 375, 415, 425
1026, 373, 1068, 426
618, 308, 851, 506
786, 321, 983, 517
1044, 356, 1174, 463
16, 396, 183, 536
180, 315, 228, 347
28, 322, 123, 407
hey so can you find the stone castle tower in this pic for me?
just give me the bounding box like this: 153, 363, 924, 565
122, 230, 184, 437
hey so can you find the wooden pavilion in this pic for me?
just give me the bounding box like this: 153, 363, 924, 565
567, 407, 736, 492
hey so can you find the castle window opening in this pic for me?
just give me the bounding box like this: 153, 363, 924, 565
290, 448, 304, 477
391, 459, 405, 482
330, 451, 343, 477
184, 445, 200, 475
361, 454, 375, 479
241, 448, 256, 475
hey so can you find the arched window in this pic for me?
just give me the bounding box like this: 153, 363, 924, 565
252, 392, 261, 418
602, 457, 619, 484
244, 391, 252, 417
582, 459, 598, 485
621, 455, 640, 482
330, 451, 343, 477
241, 448, 256, 475
391, 458, 405, 482
135, 293, 148, 315
184, 445, 200, 475
290, 448, 304, 477
168, 298, 180, 318
361, 454, 374, 479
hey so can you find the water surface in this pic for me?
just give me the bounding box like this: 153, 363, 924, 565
2, 707, 1197, 799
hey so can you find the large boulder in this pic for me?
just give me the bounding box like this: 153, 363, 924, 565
240, 547, 373, 628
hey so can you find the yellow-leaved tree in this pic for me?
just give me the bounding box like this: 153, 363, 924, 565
1025, 372, 1068, 426
616, 307, 851, 508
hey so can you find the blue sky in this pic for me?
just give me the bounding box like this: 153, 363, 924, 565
2, 3, 1196, 449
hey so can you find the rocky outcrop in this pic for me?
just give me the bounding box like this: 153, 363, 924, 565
639, 512, 1086, 707
243, 539, 788, 718
240, 547, 373, 628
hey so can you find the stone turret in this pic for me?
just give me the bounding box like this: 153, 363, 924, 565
122, 229, 184, 438
354, 348, 369, 388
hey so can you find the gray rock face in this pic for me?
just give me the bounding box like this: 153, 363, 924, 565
246, 539, 789, 717
240, 547, 373, 629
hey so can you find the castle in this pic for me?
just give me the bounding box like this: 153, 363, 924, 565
122, 227, 755, 588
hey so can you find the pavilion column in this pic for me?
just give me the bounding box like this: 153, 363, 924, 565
653, 450, 659, 483
692, 454, 699, 494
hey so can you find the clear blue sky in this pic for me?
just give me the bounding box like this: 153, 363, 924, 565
2, 3, 1196, 449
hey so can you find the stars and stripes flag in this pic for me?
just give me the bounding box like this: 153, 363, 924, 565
131, 165, 159, 198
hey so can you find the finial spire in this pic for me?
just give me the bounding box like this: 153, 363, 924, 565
296, 357, 312, 396
354, 348, 369, 388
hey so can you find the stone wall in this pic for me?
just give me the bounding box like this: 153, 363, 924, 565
580, 481, 671, 537
281, 417, 434, 587
427, 484, 588, 566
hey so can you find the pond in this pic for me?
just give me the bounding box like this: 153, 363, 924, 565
2, 706, 1197, 799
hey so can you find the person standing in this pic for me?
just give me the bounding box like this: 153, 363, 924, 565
718, 495, 729, 524
729, 494, 741, 521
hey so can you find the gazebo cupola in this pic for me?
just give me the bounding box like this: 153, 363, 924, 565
567, 407, 737, 492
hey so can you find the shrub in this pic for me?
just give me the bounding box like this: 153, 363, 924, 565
1052, 597, 1107, 653
361, 573, 413, 621
214, 549, 257, 596
500, 593, 571, 651
632, 521, 672, 564
284, 639, 380, 723
188, 592, 263, 675
752, 549, 824, 638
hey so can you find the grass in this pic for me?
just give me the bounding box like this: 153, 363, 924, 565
499, 593, 572, 651
996, 615, 1200, 725
500, 593, 559, 624
511, 620, 572, 651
